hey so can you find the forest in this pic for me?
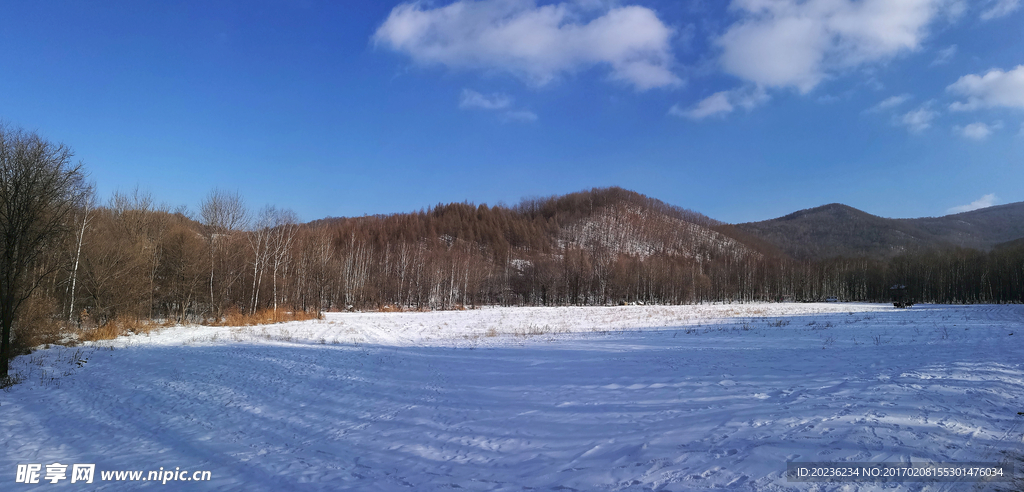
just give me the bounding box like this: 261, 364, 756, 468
3, 129, 1023, 354
16, 185, 1024, 331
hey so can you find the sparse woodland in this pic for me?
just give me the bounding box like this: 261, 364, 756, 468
16, 187, 1024, 336
3, 133, 1023, 355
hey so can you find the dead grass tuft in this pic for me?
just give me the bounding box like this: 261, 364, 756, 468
79, 317, 160, 342
379, 304, 467, 313
212, 307, 322, 327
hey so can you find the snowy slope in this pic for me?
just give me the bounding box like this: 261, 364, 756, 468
2, 304, 1023, 491
560, 204, 749, 260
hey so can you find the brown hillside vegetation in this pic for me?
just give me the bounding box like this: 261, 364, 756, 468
7, 186, 1024, 352
310, 187, 761, 308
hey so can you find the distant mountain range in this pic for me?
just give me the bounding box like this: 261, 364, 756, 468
313, 187, 1024, 264
733, 201, 1024, 260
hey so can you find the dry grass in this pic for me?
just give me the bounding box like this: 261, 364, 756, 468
78, 323, 123, 342
212, 307, 322, 327
64, 308, 322, 343
513, 324, 565, 338
378, 304, 467, 313
78, 317, 161, 342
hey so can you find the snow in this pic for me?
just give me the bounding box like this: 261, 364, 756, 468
559, 204, 748, 260
3, 303, 1024, 490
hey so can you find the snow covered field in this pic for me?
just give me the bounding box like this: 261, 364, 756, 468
3, 303, 1024, 491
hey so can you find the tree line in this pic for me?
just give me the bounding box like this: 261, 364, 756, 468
23, 184, 1024, 324
3, 126, 1023, 375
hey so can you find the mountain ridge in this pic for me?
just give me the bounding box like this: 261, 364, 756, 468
735, 201, 1024, 260
310, 188, 1023, 263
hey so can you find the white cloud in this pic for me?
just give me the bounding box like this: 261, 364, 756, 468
956, 122, 995, 140
867, 93, 912, 112
671, 92, 732, 119
373, 0, 681, 91
947, 193, 998, 214
900, 105, 938, 133
980, 0, 1021, 20
459, 89, 512, 110
671, 86, 769, 120
930, 44, 957, 66
947, 65, 1024, 111
459, 89, 536, 122
718, 0, 957, 93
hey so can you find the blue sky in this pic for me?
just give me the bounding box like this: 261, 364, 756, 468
1, 0, 1022, 224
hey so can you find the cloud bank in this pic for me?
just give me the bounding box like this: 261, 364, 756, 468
374, 0, 681, 91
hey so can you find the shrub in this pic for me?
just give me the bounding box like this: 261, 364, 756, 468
12, 292, 66, 351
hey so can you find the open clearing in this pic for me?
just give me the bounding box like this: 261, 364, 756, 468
2, 303, 1024, 491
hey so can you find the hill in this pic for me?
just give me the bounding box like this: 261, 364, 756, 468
910, 202, 1024, 249
316, 186, 753, 262
304, 187, 773, 306
735, 202, 1024, 260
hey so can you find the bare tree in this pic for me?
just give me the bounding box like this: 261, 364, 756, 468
110, 187, 171, 319
199, 189, 248, 317
156, 216, 207, 323
0, 126, 88, 378
79, 207, 152, 323
200, 189, 248, 233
